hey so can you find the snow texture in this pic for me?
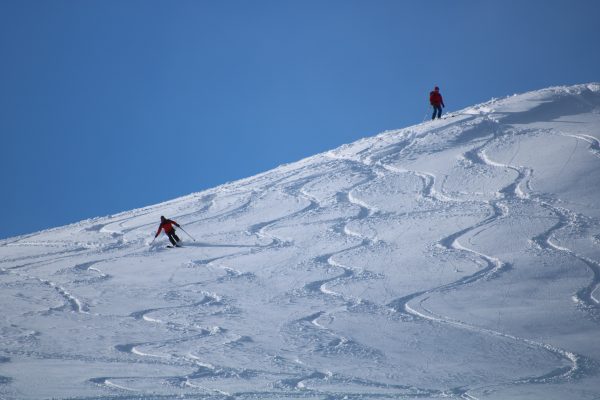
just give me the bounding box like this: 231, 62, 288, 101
1, 83, 600, 399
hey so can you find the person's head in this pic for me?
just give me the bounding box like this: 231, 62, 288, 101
434, 86, 439, 92
161, 216, 166, 222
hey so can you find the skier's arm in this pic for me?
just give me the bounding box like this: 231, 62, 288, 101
155, 225, 163, 238
169, 219, 181, 228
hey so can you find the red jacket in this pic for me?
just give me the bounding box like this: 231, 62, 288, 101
156, 219, 179, 237
430, 90, 444, 107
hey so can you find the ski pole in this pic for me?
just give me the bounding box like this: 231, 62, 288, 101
179, 227, 196, 242
423, 105, 431, 122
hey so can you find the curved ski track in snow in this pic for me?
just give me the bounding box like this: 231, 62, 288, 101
2, 86, 600, 399
0, 264, 89, 314
88, 117, 600, 398
533, 204, 600, 315
96, 168, 396, 398
324, 118, 552, 398
348, 120, 563, 397
376, 119, 594, 397
299, 162, 390, 305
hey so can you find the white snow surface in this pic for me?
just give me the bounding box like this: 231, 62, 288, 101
1, 83, 600, 399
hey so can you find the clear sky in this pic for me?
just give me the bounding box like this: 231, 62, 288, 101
1, 0, 599, 239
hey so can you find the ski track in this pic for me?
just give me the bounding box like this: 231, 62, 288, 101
562, 132, 600, 159
314, 118, 528, 398
545, 132, 600, 312
0, 266, 89, 314
3, 103, 600, 398
96, 168, 402, 398
300, 166, 382, 304
72, 260, 112, 284
177, 173, 329, 284
284, 119, 506, 397
533, 204, 600, 314
278, 163, 441, 398
370, 119, 596, 398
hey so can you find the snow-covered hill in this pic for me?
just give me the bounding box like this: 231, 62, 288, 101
1, 83, 600, 400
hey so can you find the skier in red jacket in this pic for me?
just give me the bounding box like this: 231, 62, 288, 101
430, 86, 445, 120
155, 216, 181, 247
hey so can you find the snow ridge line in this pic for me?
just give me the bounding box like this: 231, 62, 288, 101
325, 112, 477, 169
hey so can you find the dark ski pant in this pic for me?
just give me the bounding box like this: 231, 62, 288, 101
432, 105, 443, 119
166, 230, 181, 246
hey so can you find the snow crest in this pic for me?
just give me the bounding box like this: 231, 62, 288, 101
1, 83, 600, 399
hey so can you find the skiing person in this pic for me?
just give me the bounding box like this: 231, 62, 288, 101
429, 86, 445, 119
154, 216, 182, 247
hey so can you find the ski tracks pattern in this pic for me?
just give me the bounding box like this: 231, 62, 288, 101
2, 93, 600, 398
327, 116, 600, 398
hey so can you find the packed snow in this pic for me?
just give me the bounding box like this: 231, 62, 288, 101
1, 83, 599, 399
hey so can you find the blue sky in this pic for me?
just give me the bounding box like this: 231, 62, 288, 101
1, 0, 599, 239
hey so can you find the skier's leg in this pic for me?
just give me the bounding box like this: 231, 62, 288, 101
167, 233, 177, 246
432, 107, 437, 120
173, 233, 181, 243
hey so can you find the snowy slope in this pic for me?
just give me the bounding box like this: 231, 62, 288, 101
1, 83, 600, 400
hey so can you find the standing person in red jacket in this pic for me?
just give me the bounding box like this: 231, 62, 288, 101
155, 216, 182, 247
429, 86, 445, 120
